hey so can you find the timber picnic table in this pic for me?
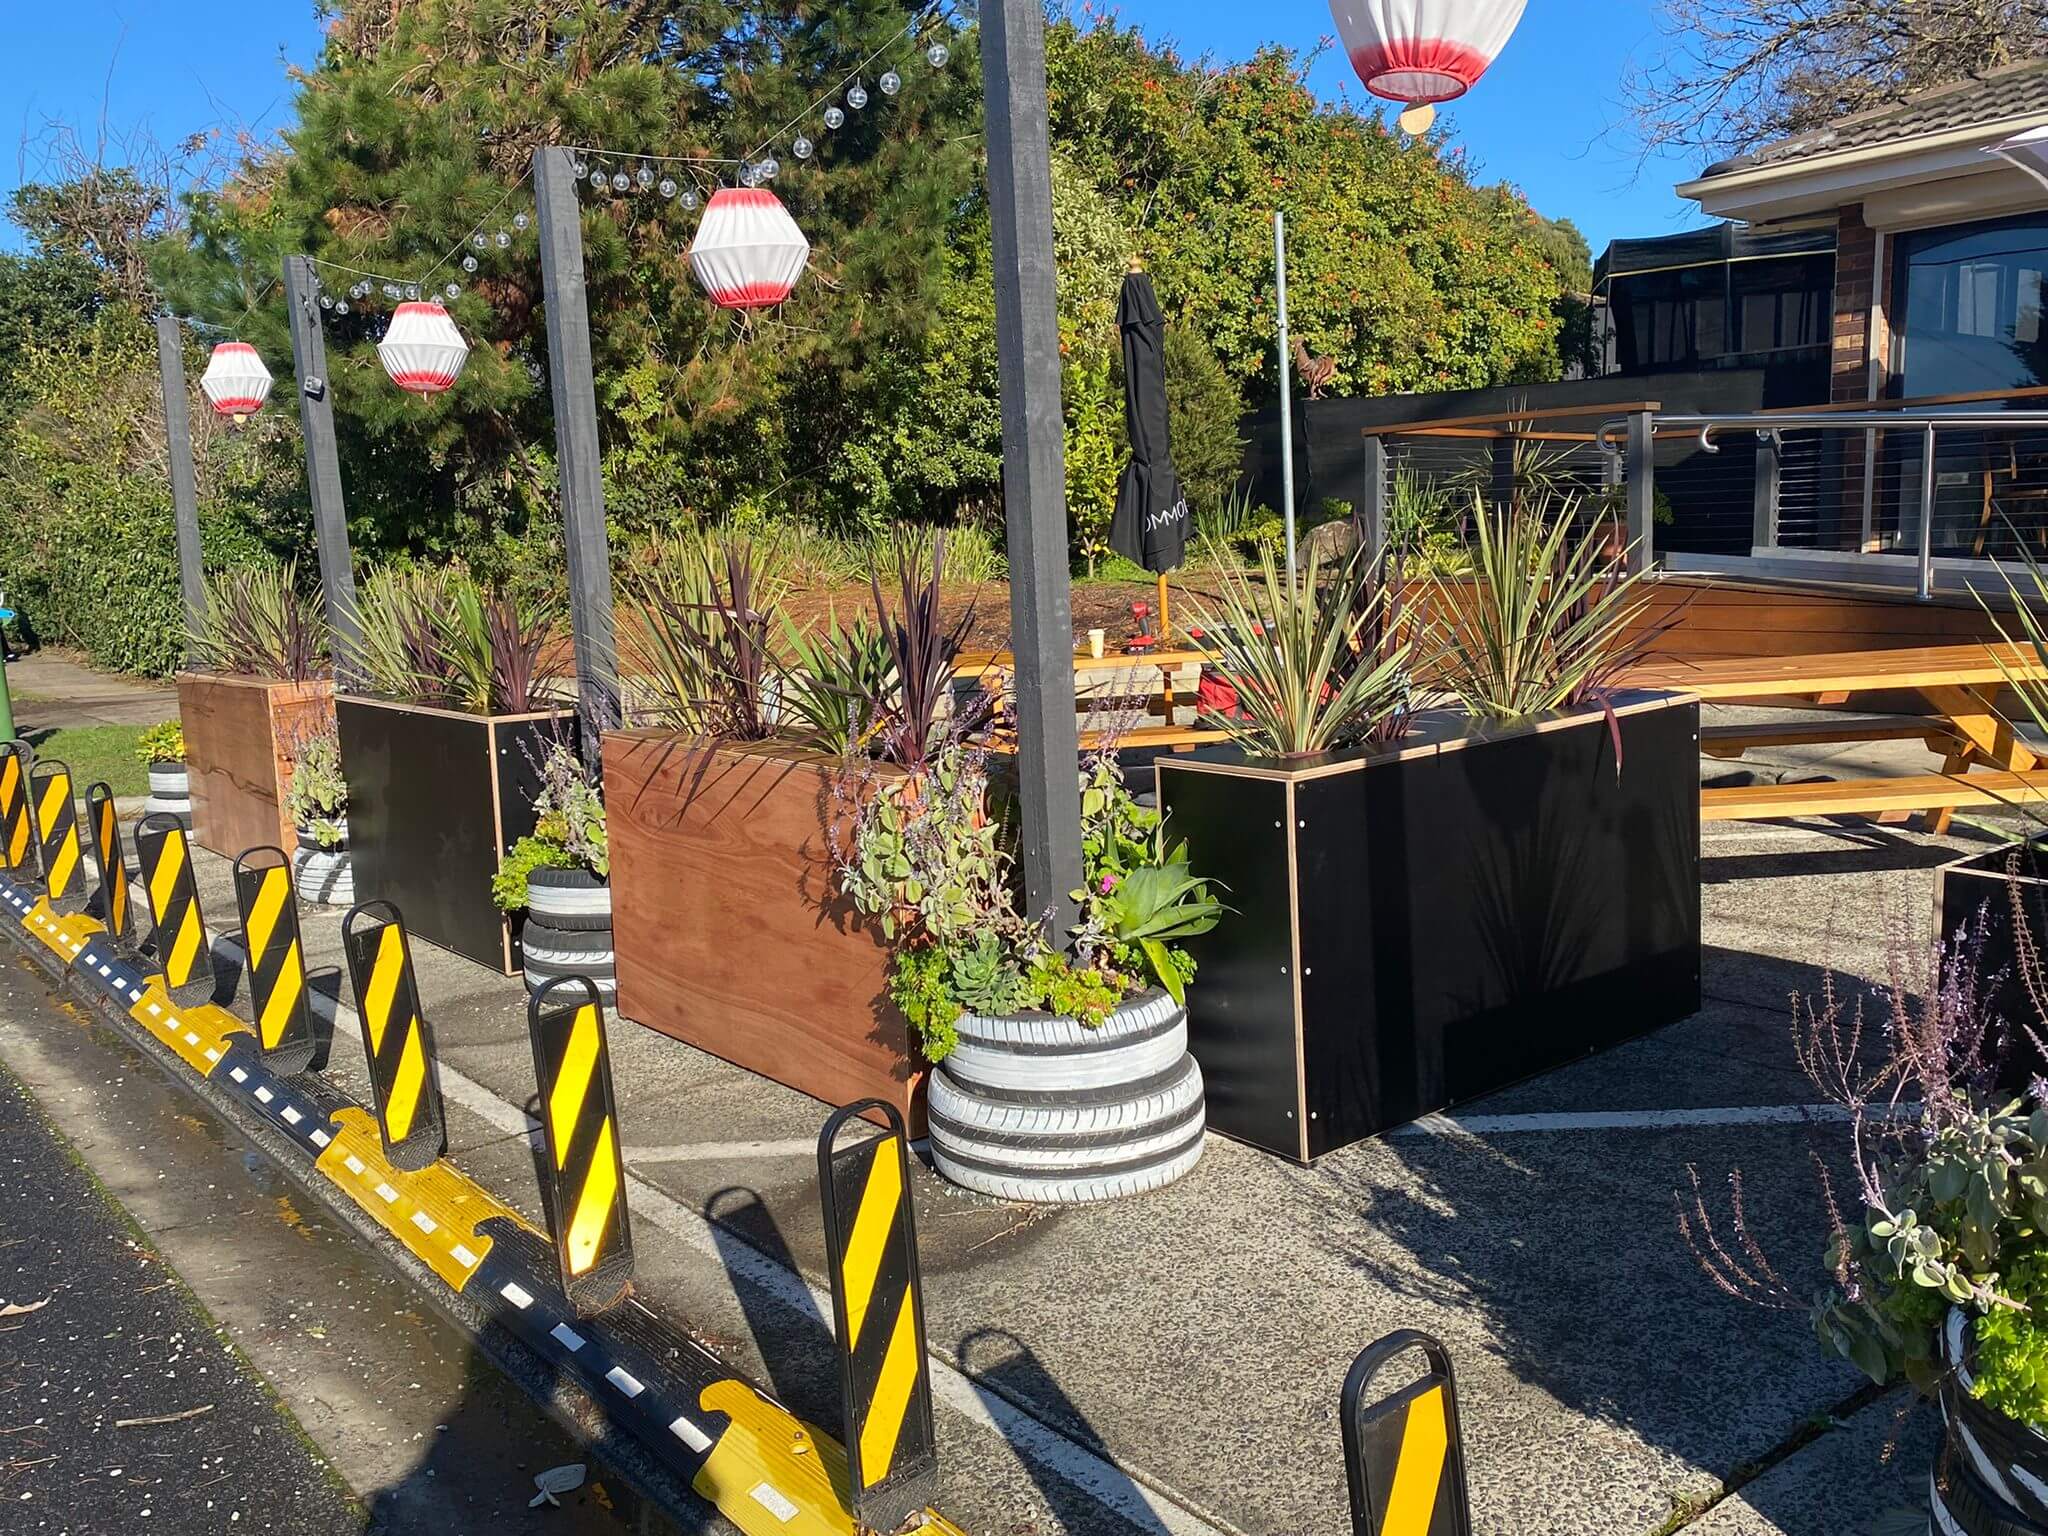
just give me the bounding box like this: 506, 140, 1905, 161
1622, 642, 2048, 828
955, 644, 1229, 751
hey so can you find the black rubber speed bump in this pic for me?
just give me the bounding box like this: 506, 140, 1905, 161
0, 741, 32, 873
135, 813, 213, 992
341, 900, 448, 1172
1341, 1330, 1472, 1536
818, 1099, 938, 1534
527, 976, 633, 1315
84, 783, 133, 944
233, 846, 317, 1076
28, 758, 83, 909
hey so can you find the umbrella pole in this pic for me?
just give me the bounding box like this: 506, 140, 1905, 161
1157, 571, 1170, 643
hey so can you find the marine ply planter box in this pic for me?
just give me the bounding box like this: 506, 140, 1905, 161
336, 695, 569, 974
601, 731, 923, 1126
1936, 840, 2048, 1093
177, 672, 334, 859
1155, 692, 1702, 1162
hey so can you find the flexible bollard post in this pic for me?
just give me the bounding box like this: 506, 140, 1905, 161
0, 740, 32, 873
84, 782, 132, 944
818, 1099, 939, 1534
232, 845, 318, 1075
134, 813, 214, 994
28, 758, 84, 910
1341, 1330, 1473, 1536
527, 974, 634, 1315
340, 900, 448, 1172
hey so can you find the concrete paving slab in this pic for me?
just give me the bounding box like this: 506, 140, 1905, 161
1687, 1390, 1937, 1536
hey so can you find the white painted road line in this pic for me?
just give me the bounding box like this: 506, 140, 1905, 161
1391, 1104, 1913, 1137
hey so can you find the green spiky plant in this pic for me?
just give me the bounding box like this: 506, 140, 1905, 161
194, 562, 326, 682
778, 606, 896, 756
623, 532, 789, 741
1184, 537, 1413, 759
350, 566, 564, 714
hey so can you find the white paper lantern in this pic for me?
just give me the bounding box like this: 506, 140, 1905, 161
376, 301, 470, 397
1990, 126, 2048, 193
200, 341, 273, 423
687, 188, 812, 311
1327, 0, 1527, 105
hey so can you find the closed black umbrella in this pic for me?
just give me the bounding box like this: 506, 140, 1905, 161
1109, 269, 1189, 582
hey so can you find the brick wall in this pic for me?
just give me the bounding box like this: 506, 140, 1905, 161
1831, 204, 1890, 402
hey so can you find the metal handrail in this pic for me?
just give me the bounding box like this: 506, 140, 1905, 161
1597, 409, 2048, 600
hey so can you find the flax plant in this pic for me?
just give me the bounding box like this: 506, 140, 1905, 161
623, 532, 789, 740
193, 562, 325, 681
1185, 538, 1412, 759
350, 566, 564, 713
1429, 492, 1654, 724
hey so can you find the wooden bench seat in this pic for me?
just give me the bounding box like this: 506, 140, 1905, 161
1702, 769, 2048, 823
1699, 716, 1961, 759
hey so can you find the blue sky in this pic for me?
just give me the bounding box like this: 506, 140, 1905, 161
0, 1, 1710, 256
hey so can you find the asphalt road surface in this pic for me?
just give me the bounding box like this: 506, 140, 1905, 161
0, 955, 683, 1536
0, 1058, 365, 1534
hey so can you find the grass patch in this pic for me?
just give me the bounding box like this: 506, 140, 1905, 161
19, 723, 152, 796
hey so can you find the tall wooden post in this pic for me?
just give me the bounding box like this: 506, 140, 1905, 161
154, 317, 207, 662
282, 255, 361, 678
982, 0, 1083, 932
533, 146, 621, 739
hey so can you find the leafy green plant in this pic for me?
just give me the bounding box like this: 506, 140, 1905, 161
778, 607, 895, 756
1072, 753, 1218, 1001
135, 720, 185, 766
1972, 1250, 2048, 1427
285, 726, 349, 848
491, 834, 576, 912
489, 739, 606, 912
194, 562, 326, 682
888, 947, 962, 1063
625, 532, 787, 741
1185, 538, 1413, 759
1428, 493, 1655, 725
1023, 951, 1124, 1028
1090, 849, 1219, 1006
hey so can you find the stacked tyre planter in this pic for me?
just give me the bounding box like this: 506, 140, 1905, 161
293, 822, 355, 907
1934, 1308, 2048, 1534
145, 760, 192, 826
522, 868, 615, 1000
928, 990, 1206, 1204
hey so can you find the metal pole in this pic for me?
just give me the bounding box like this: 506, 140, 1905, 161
534, 146, 621, 739
1360, 435, 1388, 557
1752, 431, 1781, 552
1275, 211, 1297, 588
1918, 422, 1938, 600
982, 0, 1084, 933
282, 255, 362, 678
154, 317, 207, 663
1625, 410, 1655, 577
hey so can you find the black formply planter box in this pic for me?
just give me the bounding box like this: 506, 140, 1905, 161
336, 695, 572, 974
1936, 841, 2048, 1094
1155, 692, 1702, 1162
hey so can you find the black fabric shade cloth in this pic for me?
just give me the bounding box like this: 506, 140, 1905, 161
1109, 271, 1189, 574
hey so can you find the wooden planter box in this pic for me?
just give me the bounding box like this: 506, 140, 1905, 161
336, 695, 570, 974
177, 672, 334, 859
602, 731, 922, 1126
1155, 692, 1702, 1162
1936, 841, 2048, 1093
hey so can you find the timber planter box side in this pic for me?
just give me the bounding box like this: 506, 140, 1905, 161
1936, 841, 2048, 1094
178, 672, 335, 860
601, 730, 923, 1126
336, 694, 569, 975
1157, 692, 1702, 1162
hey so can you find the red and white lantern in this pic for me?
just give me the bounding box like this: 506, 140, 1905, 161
686, 188, 811, 311
1327, 0, 1527, 107
376, 301, 470, 397
200, 341, 273, 424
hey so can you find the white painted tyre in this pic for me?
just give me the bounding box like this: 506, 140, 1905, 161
145, 762, 192, 821
942, 990, 1186, 1095
294, 844, 354, 907
522, 915, 616, 998
929, 992, 1206, 1204
526, 867, 612, 931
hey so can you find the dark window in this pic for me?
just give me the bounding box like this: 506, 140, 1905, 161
1609, 253, 1831, 373
1895, 213, 2048, 398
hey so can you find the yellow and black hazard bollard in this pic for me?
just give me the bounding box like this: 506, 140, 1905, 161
28, 758, 84, 909
1341, 1330, 1474, 1536
232, 846, 318, 1075
340, 900, 448, 1172
84, 782, 132, 944
526, 975, 634, 1315
0, 740, 32, 873
818, 1099, 939, 1534
134, 813, 214, 993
